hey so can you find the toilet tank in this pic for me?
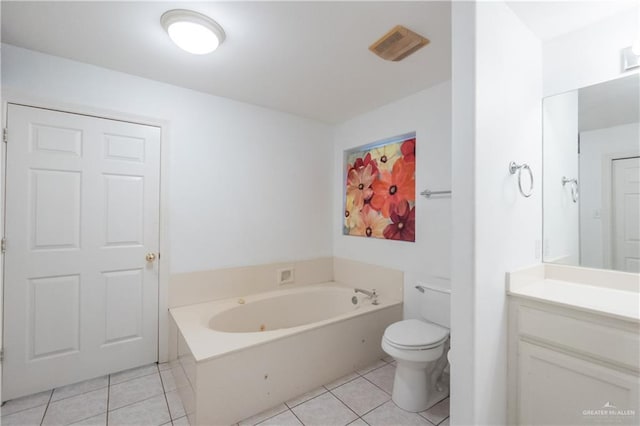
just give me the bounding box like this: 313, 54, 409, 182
417, 284, 451, 328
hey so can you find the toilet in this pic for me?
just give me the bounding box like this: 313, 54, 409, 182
381, 285, 450, 412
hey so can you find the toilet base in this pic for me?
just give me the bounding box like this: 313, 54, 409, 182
391, 362, 450, 412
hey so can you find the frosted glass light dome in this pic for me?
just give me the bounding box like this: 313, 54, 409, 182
161, 9, 225, 55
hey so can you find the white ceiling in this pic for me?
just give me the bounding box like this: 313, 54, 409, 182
578, 74, 640, 132
1, 1, 452, 124
506, 0, 638, 41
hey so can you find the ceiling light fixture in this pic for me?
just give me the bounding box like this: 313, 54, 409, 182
161, 9, 225, 55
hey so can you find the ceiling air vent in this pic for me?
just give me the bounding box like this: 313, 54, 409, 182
369, 25, 430, 62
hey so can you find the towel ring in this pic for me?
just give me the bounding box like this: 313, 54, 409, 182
509, 161, 534, 198
562, 176, 579, 203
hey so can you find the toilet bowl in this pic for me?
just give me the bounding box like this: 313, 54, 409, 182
382, 318, 450, 412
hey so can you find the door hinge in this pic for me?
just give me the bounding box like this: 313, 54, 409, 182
0, 349, 4, 362
1, 237, 6, 253
3, 128, 7, 144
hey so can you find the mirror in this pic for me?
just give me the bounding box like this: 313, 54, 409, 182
543, 73, 640, 272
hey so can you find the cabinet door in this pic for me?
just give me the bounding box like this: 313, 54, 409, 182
518, 341, 639, 425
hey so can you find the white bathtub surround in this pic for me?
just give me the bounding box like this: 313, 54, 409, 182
169, 283, 401, 425
333, 257, 404, 301
507, 264, 639, 425
170, 257, 403, 309
169, 257, 333, 307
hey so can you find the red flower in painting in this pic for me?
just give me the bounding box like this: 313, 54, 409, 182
370, 158, 415, 217
348, 152, 379, 176
383, 200, 415, 241
401, 138, 416, 163
346, 163, 376, 209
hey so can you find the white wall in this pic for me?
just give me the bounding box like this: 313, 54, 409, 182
543, 8, 639, 97
332, 81, 452, 319
451, 2, 543, 424
542, 91, 580, 264
1, 44, 333, 274
579, 122, 640, 269
475, 3, 542, 422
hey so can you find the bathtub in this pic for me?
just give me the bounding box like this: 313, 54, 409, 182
169, 282, 402, 425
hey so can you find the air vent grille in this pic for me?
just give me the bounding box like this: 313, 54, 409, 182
369, 25, 429, 62
373, 30, 404, 54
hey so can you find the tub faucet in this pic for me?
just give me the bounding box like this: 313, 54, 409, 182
355, 288, 378, 305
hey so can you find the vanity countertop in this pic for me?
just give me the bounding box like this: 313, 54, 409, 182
507, 264, 640, 322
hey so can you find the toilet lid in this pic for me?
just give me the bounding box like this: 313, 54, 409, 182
383, 319, 448, 349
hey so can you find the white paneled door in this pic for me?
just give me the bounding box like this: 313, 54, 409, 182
3, 104, 161, 400
612, 157, 640, 273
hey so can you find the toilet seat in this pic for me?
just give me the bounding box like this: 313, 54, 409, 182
383, 319, 448, 351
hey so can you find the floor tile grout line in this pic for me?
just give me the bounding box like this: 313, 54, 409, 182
0, 401, 47, 419
1, 391, 55, 419
346, 395, 390, 420
287, 407, 305, 426
416, 396, 450, 423
38, 390, 54, 426
418, 411, 445, 425
249, 404, 290, 425
107, 388, 166, 414
106, 374, 111, 426
36, 373, 165, 426
331, 380, 392, 418
359, 375, 392, 397
3, 364, 162, 424
325, 373, 361, 391
5, 368, 147, 417
355, 361, 389, 377
45, 387, 111, 426
359, 416, 373, 426
325, 386, 366, 421
109, 369, 160, 387
259, 360, 390, 424
436, 415, 450, 425
284, 388, 329, 410
173, 415, 189, 426
157, 363, 175, 424
58, 409, 109, 426
48, 381, 110, 405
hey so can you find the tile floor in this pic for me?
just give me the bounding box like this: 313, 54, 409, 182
1, 357, 449, 426
1, 362, 184, 426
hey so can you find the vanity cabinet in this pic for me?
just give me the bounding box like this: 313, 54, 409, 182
508, 297, 640, 425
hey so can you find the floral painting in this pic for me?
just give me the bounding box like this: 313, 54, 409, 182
344, 135, 416, 242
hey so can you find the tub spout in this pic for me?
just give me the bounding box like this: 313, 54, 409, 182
354, 288, 378, 305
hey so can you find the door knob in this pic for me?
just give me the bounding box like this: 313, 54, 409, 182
146, 252, 157, 262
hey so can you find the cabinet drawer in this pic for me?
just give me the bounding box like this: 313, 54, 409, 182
518, 305, 640, 369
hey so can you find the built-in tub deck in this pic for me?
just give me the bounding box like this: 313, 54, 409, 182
169, 282, 402, 425
171, 283, 401, 362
